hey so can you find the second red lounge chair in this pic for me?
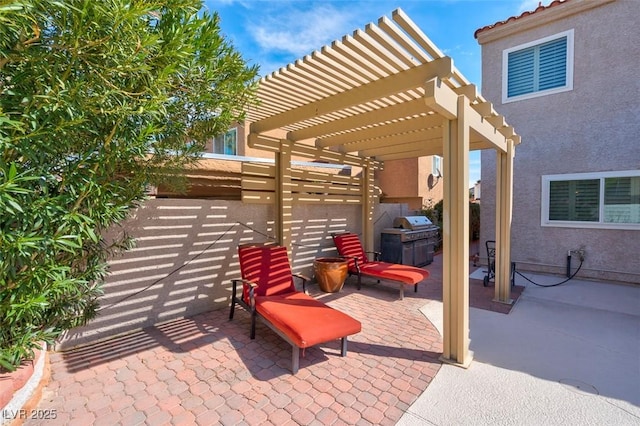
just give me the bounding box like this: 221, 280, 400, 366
332, 232, 430, 299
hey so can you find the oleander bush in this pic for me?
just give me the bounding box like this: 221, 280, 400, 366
0, 0, 258, 371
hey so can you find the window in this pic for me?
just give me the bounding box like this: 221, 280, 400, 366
432, 155, 442, 177
502, 30, 574, 103
213, 128, 237, 155
542, 171, 640, 229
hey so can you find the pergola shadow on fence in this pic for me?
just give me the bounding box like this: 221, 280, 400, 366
241, 8, 520, 367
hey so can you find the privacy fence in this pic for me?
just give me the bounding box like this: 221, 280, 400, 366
57, 198, 411, 349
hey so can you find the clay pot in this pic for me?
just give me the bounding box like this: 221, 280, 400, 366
314, 257, 348, 293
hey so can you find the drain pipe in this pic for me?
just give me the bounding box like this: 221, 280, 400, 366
566, 250, 572, 278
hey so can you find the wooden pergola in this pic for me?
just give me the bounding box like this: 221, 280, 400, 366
243, 8, 520, 367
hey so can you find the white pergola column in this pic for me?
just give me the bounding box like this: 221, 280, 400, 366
494, 139, 515, 303
441, 96, 472, 368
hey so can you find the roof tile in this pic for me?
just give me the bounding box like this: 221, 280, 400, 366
474, 0, 571, 38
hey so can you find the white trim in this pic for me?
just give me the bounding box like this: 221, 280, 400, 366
432, 155, 442, 177
541, 170, 640, 230
502, 29, 574, 104
213, 128, 238, 155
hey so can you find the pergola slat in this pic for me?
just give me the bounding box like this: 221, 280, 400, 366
247, 134, 377, 168
294, 58, 353, 92
322, 41, 381, 82
360, 135, 442, 157
344, 32, 409, 74
379, 15, 434, 63
342, 126, 442, 153
319, 113, 443, 148
242, 163, 362, 185
291, 98, 426, 143
304, 50, 366, 88
333, 36, 391, 78
251, 57, 453, 134
375, 147, 441, 161
242, 191, 362, 205
391, 9, 445, 60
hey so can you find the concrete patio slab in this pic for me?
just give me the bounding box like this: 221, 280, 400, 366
399, 274, 640, 425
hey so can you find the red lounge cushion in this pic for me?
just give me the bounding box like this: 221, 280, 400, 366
238, 244, 297, 302
359, 262, 430, 285
256, 292, 362, 349
333, 233, 369, 272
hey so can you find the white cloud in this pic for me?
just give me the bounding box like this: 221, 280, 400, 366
249, 4, 358, 57
203, 0, 248, 9
442, 44, 475, 57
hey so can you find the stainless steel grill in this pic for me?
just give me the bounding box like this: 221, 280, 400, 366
381, 216, 439, 267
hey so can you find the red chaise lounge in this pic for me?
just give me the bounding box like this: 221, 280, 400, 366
229, 243, 362, 374
332, 232, 430, 299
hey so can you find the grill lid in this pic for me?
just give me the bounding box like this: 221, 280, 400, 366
393, 215, 434, 230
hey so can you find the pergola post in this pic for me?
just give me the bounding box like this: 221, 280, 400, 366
494, 139, 515, 303
362, 159, 375, 252
441, 96, 472, 368
275, 140, 293, 252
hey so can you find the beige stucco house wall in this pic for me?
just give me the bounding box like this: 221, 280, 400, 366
477, 0, 640, 284
378, 156, 444, 210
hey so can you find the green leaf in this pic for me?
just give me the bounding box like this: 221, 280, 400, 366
8, 162, 17, 180
6, 198, 23, 213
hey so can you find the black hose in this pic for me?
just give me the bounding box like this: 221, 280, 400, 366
515, 259, 584, 288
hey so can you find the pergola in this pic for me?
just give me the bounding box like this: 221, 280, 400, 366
243, 8, 520, 367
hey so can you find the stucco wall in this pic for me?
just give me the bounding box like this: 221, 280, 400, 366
378, 158, 419, 197
57, 199, 410, 349
479, 0, 640, 284
377, 156, 444, 210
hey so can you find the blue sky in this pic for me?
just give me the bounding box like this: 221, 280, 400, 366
204, 0, 550, 186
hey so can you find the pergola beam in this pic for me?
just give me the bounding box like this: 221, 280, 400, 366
425, 77, 508, 152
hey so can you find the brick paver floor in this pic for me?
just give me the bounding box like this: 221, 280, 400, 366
24, 249, 522, 425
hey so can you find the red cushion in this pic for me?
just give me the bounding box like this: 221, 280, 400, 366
332, 233, 369, 272
359, 262, 430, 285
256, 292, 362, 348
238, 244, 296, 302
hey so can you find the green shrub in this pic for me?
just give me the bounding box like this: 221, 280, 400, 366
469, 202, 481, 241
0, 0, 258, 371
421, 200, 443, 251
421, 199, 480, 252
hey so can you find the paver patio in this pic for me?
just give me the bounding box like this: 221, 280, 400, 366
22, 247, 522, 425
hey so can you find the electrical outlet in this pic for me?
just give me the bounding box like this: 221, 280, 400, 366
569, 249, 586, 262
